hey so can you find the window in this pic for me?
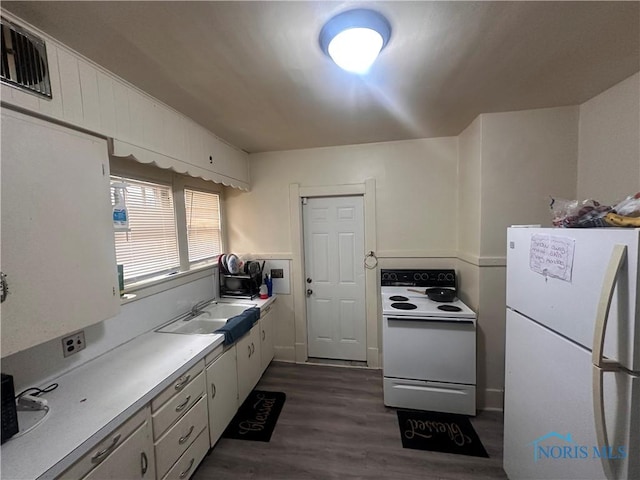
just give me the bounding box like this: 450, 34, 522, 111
184, 189, 222, 263
109, 158, 226, 292
112, 176, 179, 284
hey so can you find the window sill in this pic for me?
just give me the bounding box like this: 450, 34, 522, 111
120, 263, 217, 305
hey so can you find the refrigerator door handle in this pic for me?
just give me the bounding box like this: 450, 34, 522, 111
592, 244, 627, 370
592, 366, 615, 480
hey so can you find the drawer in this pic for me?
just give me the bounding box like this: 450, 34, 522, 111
204, 344, 224, 366
152, 371, 205, 439
161, 428, 209, 480
155, 396, 208, 479
152, 360, 205, 412
82, 419, 155, 480
57, 406, 150, 479
261, 303, 273, 317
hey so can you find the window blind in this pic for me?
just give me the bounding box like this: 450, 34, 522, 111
184, 188, 222, 263
112, 176, 179, 284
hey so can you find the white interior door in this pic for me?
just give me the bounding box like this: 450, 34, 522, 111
303, 196, 366, 361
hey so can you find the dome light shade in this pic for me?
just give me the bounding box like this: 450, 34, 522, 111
319, 9, 391, 74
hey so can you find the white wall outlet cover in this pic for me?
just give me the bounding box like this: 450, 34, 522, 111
62, 331, 86, 357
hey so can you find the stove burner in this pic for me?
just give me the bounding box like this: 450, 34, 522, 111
391, 302, 417, 310
437, 305, 462, 312
389, 295, 409, 302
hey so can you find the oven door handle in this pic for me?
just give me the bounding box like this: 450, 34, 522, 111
386, 317, 474, 324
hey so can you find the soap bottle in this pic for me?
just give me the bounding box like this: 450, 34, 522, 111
112, 183, 129, 229
265, 274, 273, 297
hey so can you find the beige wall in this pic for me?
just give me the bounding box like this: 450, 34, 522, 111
226, 137, 459, 256
458, 116, 482, 261
480, 106, 579, 257
577, 72, 640, 204
227, 79, 637, 412
456, 106, 579, 410
225, 137, 459, 363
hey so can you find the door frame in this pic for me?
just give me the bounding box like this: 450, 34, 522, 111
289, 179, 379, 367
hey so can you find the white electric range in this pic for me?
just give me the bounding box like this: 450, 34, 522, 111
381, 269, 477, 415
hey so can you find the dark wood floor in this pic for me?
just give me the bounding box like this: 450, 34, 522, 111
193, 362, 507, 480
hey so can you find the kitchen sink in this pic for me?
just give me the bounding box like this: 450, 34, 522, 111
155, 302, 256, 335
200, 303, 256, 320
157, 316, 228, 335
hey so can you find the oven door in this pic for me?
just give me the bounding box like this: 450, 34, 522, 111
382, 315, 476, 385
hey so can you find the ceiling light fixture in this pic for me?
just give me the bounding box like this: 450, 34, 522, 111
319, 9, 391, 74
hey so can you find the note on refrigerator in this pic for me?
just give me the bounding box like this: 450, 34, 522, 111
529, 234, 575, 282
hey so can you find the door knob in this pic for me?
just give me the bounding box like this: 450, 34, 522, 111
306, 289, 313, 296
306, 277, 312, 284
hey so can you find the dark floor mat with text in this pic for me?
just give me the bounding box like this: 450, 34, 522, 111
397, 409, 489, 457
223, 390, 286, 442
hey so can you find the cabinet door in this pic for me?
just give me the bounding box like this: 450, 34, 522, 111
236, 325, 261, 406
82, 420, 155, 480
0, 109, 120, 357
206, 346, 238, 446
260, 308, 275, 375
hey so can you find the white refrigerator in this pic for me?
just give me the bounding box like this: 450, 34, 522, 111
504, 227, 639, 480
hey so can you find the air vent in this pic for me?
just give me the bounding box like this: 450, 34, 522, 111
1, 17, 52, 98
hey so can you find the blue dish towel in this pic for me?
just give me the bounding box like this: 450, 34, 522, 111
215, 307, 260, 345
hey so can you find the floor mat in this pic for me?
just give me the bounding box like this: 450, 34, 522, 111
222, 390, 286, 442
396, 409, 489, 457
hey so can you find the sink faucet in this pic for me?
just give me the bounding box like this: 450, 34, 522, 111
190, 300, 211, 318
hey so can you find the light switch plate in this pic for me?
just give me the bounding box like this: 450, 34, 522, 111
62, 331, 86, 357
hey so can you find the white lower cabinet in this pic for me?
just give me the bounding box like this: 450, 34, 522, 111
206, 346, 238, 447
260, 306, 275, 375
236, 323, 262, 406
151, 360, 208, 480
154, 397, 208, 479
83, 420, 155, 480
57, 407, 155, 480
161, 429, 209, 480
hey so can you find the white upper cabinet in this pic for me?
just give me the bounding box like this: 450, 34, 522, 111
1, 12, 250, 190
0, 109, 121, 358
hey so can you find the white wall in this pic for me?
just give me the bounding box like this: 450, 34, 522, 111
458, 116, 483, 262
480, 106, 579, 257
225, 137, 459, 364
2, 275, 216, 392
456, 106, 579, 410
227, 137, 459, 256
578, 72, 640, 203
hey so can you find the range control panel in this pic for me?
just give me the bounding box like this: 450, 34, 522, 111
380, 269, 456, 288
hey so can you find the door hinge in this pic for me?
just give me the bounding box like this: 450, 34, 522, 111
302, 197, 308, 205
113, 286, 116, 296
102, 164, 106, 176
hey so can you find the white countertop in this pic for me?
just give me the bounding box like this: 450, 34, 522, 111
1, 296, 276, 480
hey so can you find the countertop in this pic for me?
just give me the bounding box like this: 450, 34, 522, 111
0, 296, 276, 480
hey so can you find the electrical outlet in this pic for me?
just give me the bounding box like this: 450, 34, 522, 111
271, 268, 284, 279
62, 331, 86, 358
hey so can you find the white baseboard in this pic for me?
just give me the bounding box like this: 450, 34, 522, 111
367, 347, 380, 369
274, 346, 296, 363
478, 387, 504, 412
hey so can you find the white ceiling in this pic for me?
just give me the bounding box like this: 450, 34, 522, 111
3, 1, 639, 153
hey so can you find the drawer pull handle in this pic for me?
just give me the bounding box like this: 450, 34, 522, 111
141, 451, 148, 475
175, 374, 191, 391
175, 395, 191, 412
179, 458, 195, 479
251, 342, 255, 355
91, 434, 121, 463
211, 382, 217, 399
179, 425, 195, 445
248, 344, 251, 358
262, 330, 265, 341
